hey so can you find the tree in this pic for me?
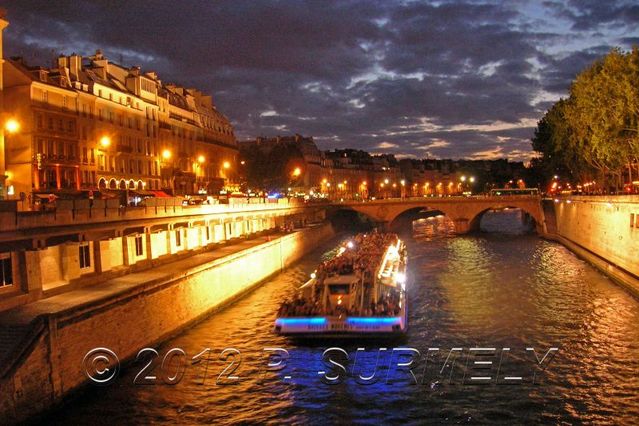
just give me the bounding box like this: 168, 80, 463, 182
532, 47, 639, 191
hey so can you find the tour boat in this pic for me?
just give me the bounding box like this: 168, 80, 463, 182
274, 233, 408, 337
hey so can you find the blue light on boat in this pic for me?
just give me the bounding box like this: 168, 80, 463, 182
346, 317, 400, 325
276, 317, 327, 326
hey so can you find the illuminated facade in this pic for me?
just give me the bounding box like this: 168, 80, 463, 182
2, 48, 237, 203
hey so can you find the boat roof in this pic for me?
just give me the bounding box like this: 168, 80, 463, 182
324, 274, 358, 285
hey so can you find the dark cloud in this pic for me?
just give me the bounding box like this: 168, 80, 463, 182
1, 0, 637, 161
545, 0, 639, 31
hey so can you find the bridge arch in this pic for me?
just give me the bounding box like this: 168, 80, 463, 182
387, 206, 455, 233
327, 207, 379, 231
466, 205, 543, 234
332, 196, 544, 234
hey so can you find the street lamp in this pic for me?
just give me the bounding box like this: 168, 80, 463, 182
1, 120, 20, 200
469, 176, 475, 183
292, 167, 302, 177
223, 161, 231, 169
100, 136, 111, 148
162, 149, 172, 160
197, 155, 205, 164
461, 175, 466, 182
5, 119, 19, 134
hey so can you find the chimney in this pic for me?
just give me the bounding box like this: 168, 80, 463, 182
92, 49, 108, 73
57, 54, 69, 69
69, 54, 81, 81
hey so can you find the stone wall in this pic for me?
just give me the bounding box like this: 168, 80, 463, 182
0, 223, 335, 422
548, 196, 639, 294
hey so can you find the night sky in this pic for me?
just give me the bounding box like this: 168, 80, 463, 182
2, 1, 638, 161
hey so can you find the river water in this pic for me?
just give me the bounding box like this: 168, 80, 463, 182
43, 210, 639, 424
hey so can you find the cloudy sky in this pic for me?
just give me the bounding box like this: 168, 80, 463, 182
2, 1, 638, 161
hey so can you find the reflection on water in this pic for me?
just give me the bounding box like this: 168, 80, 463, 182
42, 213, 639, 424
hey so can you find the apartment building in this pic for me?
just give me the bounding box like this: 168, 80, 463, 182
2, 48, 237, 204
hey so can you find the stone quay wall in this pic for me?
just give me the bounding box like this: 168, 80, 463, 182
544, 196, 639, 296
0, 222, 335, 423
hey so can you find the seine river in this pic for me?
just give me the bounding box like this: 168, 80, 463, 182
41, 211, 639, 424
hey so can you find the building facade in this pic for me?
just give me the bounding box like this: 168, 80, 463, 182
2, 48, 237, 205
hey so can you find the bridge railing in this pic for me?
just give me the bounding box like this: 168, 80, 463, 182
0, 198, 307, 234
332, 194, 541, 204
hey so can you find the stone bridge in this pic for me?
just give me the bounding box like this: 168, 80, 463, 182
329, 195, 545, 234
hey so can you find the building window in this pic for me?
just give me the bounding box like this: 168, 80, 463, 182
79, 243, 91, 269
206, 226, 210, 241
134, 235, 144, 257
0, 254, 13, 287
175, 229, 182, 247
632, 213, 635, 228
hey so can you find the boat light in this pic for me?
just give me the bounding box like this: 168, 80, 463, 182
276, 317, 327, 326
346, 317, 400, 325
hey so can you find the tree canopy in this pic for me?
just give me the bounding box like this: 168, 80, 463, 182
532, 47, 639, 190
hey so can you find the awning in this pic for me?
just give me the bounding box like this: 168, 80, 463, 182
151, 190, 172, 198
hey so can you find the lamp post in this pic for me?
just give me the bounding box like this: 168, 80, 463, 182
289, 167, 302, 195
195, 155, 206, 194
160, 149, 172, 192
1, 118, 19, 199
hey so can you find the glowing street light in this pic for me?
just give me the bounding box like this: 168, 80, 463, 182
100, 136, 111, 148
162, 149, 172, 160
5, 119, 20, 134
400, 179, 405, 186
469, 176, 475, 183
223, 161, 231, 169
197, 155, 206, 164
292, 167, 302, 177
461, 175, 467, 182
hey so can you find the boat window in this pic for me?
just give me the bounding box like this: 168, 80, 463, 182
328, 284, 350, 295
